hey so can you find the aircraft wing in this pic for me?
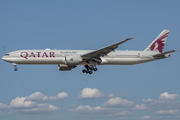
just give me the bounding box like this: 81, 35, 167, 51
81, 38, 133, 59
153, 50, 178, 57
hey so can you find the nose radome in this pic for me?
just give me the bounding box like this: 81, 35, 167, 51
2, 56, 5, 61
2, 56, 7, 61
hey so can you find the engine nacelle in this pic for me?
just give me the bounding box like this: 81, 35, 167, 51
58, 64, 76, 71
65, 55, 82, 65
99, 58, 108, 65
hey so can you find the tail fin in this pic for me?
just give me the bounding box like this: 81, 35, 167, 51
145, 30, 170, 53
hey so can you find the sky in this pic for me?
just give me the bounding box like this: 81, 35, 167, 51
0, 0, 180, 120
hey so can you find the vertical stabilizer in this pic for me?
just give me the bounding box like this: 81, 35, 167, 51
145, 30, 170, 53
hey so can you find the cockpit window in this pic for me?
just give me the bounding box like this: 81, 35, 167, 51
5, 54, 9, 56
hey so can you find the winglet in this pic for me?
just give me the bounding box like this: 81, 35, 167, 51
126, 37, 134, 40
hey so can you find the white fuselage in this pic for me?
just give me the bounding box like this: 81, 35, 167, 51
2, 30, 175, 73
2, 50, 161, 65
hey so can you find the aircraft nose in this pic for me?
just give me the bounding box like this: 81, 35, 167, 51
2, 56, 8, 62
2, 56, 6, 61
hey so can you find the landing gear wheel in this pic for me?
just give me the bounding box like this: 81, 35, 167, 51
82, 69, 86, 73
94, 67, 98, 71
89, 70, 93, 74
85, 65, 89, 70
90, 66, 93, 70
83, 65, 98, 74
14, 68, 18, 71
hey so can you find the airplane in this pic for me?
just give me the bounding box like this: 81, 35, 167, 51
2, 30, 177, 74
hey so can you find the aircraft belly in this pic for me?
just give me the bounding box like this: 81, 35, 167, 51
104, 58, 153, 65
6, 57, 65, 64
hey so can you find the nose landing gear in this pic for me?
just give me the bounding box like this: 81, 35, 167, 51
14, 68, 18, 71
82, 65, 98, 74
12, 63, 18, 71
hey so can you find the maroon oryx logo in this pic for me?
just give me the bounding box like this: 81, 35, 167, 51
150, 32, 169, 53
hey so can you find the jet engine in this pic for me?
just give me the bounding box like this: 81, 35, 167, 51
65, 55, 82, 65
58, 64, 76, 71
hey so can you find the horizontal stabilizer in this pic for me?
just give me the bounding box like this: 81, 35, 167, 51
153, 50, 178, 57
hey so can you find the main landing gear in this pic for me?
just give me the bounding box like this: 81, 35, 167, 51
82, 65, 98, 74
